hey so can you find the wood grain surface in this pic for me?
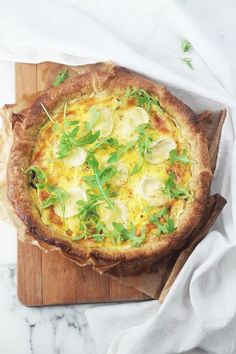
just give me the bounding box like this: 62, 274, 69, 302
16, 63, 149, 306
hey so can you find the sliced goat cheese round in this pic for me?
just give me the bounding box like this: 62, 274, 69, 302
117, 107, 149, 140
53, 142, 87, 168
144, 137, 176, 164
98, 199, 128, 231
110, 163, 128, 187
137, 177, 166, 206
92, 108, 113, 137
54, 186, 87, 219
64, 147, 87, 167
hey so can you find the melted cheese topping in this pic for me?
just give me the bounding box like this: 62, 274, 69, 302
30, 89, 194, 249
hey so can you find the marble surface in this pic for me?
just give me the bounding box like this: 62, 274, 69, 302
0, 264, 98, 354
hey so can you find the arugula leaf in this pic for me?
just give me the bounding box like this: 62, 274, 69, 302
64, 120, 80, 127
169, 149, 194, 165
77, 130, 100, 147
149, 207, 169, 221
25, 166, 47, 190
126, 88, 164, 114
130, 124, 152, 175
181, 39, 192, 53
107, 141, 134, 164
84, 152, 118, 216
41, 102, 99, 159
92, 222, 110, 242
77, 194, 102, 218
57, 128, 78, 159
57, 127, 100, 159
182, 57, 194, 70
130, 157, 144, 175
162, 172, 191, 200
41, 185, 69, 218
85, 107, 100, 131
112, 222, 146, 247
52, 68, 69, 87
90, 137, 119, 152
149, 208, 175, 236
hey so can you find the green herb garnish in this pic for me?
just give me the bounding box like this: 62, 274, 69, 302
112, 222, 146, 247
130, 123, 152, 175
126, 88, 164, 114
182, 57, 193, 70
25, 166, 47, 190
41, 185, 69, 218
52, 68, 69, 87
107, 141, 134, 164
149, 207, 175, 236
90, 137, 119, 152
40, 102, 100, 159
162, 172, 191, 200
57, 125, 80, 159
25, 165, 69, 217
83, 152, 118, 216
169, 149, 194, 165
181, 39, 192, 53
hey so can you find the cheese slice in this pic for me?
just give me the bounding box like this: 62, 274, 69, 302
144, 137, 176, 164
54, 186, 87, 219
53, 141, 87, 168
116, 107, 149, 140
92, 108, 113, 137
99, 199, 128, 231
137, 177, 166, 206
64, 147, 87, 167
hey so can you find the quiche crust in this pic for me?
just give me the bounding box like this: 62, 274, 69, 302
7, 65, 212, 275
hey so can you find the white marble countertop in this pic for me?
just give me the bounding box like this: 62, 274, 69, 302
0, 265, 97, 354
0, 60, 99, 354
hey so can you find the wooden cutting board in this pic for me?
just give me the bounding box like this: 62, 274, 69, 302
16, 63, 149, 306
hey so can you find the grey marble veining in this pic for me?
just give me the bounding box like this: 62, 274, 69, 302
0, 265, 97, 354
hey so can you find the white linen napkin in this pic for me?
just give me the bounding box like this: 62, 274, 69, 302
0, 0, 236, 353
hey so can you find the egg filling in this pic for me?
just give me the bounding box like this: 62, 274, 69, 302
27, 88, 194, 249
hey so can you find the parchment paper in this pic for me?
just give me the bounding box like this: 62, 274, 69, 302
0, 62, 227, 302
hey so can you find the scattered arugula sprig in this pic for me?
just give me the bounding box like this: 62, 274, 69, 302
130, 123, 152, 175
182, 57, 193, 70
180, 39, 194, 70
25, 166, 69, 218
83, 152, 119, 216
169, 149, 194, 165
181, 39, 192, 53
40, 102, 100, 159
162, 172, 191, 200
90, 137, 119, 152
107, 141, 134, 164
149, 207, 175, 236
25, 166, 47, 190
52, 68, 69, 87
75, 194, 105, 241
126, 88, 164, 115
112, 222, 146, 247
41, 185, 69, 218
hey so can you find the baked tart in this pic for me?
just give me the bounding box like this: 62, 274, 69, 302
8, 66, 212, 275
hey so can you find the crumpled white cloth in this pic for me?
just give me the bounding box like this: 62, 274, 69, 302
0, 0, 236, 353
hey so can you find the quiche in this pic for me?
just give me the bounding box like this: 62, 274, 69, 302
7, 66, 212, 275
